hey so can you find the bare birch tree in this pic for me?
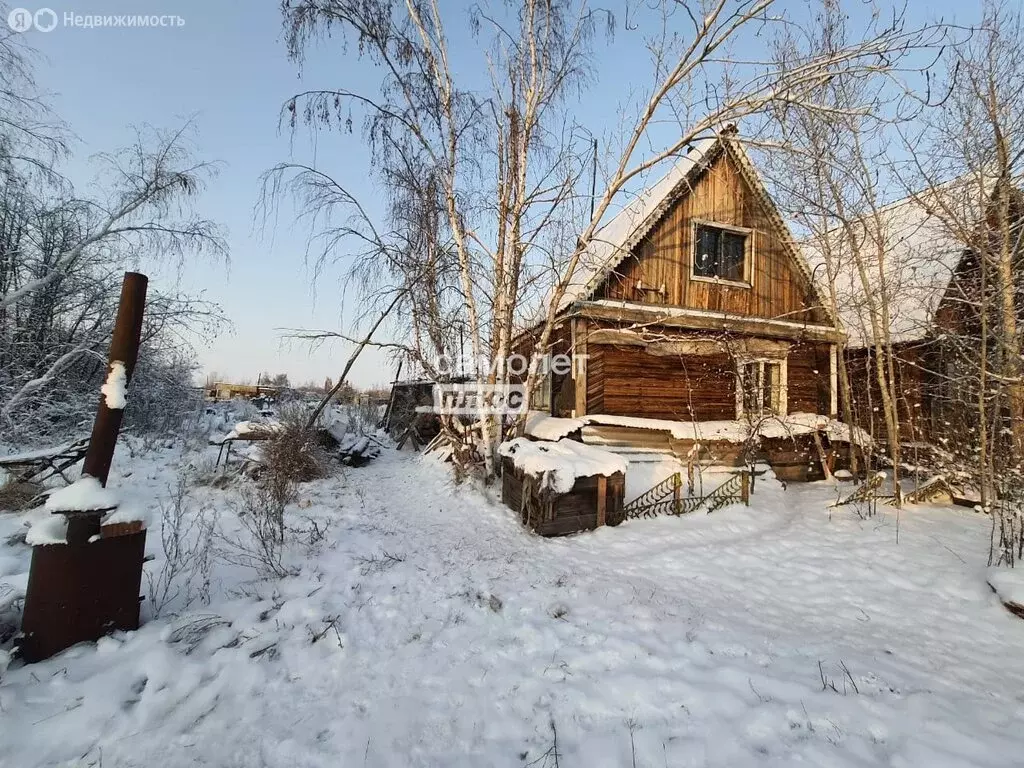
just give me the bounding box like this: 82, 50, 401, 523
756, 0, 948, 492
276, 0, 605, 476
897, 1, 1024, 562
275, 0, 944, 480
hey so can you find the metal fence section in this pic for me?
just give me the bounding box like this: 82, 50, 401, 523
625, 469, 750, 519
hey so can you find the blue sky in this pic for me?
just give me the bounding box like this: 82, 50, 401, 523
15, 0, 977, 388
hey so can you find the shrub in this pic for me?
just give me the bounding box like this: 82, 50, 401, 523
0, 480, 42, 512
145, 477, 214, 618
261, 406, 328, 484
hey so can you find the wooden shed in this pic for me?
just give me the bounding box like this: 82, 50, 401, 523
499, 438, 626, 536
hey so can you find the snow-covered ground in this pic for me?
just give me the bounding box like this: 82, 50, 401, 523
2, 443, 1024, 767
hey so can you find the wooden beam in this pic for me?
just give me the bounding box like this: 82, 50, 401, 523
596, 475, 607, 526
573, 301, 844, 343
573, 317, 588, 417
829, 343, 839, 418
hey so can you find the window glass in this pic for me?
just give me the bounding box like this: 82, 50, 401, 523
740, 360, 782, 417
694, 225, 720, 277
693, 224, 747, 281
720, 232, 746, 281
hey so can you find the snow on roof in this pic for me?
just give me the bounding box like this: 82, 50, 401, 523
557, 132, 724, 311
580, 299, 839, 337
523, 411, 586, 441
523, 412, 871, 449
499, 438, 628, 494
582, 412, 871, 446
802, 185, 974, 348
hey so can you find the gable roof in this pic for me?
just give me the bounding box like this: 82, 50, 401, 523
558, 132, 721, 311
801, 183, 976, 348
559, 126, 836, 326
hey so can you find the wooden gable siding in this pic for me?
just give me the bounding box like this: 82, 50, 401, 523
594, 147, 824, 324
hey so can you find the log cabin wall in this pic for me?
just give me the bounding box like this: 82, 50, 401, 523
584, 338, 833, 421
593, 146, 826, 325
842, 344, 931, 444
585, 344, 605, 415
786, 343, 834, 415
593, 344, 736, 420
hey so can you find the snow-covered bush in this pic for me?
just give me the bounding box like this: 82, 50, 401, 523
0, 43, 225, 447
218, 478, 295, 578
261, 405, 329, 484
123, 351, 205, 439
144, 477, 214, 618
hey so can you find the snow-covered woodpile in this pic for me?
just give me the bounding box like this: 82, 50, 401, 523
335, 434, 382, 467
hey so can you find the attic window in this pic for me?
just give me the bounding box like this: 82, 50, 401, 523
692, 222, 750, 284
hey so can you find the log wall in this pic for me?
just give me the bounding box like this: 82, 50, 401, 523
580, 336, 833, 422
593, 344, 736, 420
843, 344, 932, 444
787, 343, 834, 415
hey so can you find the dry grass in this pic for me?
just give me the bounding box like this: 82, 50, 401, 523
0, 479, 42, 512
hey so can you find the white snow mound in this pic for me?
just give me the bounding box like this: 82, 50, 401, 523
499, 437, 627, 494
44, 475, 119, 513
523, 411, 585, 441
25, 515, 68, 546
988, 567, 1024, 607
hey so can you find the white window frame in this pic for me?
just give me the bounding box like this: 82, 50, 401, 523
735, 357, 787, 419
690, 219, 755, 288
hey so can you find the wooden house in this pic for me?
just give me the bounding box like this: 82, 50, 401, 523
519, 126, 852, 480
810, 181, 1024, 455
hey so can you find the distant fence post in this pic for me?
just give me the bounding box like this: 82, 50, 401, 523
741, 470, 750, 506
21, 271, 149, 662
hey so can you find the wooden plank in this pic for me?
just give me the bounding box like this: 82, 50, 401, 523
596, 475, 607, 527
574, 302, 842, 343
596, 344, 736, 420
573, 317, 588, 417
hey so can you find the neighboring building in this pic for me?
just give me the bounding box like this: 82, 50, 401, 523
814, 182, 1024, 453
207, 382, 284, 401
